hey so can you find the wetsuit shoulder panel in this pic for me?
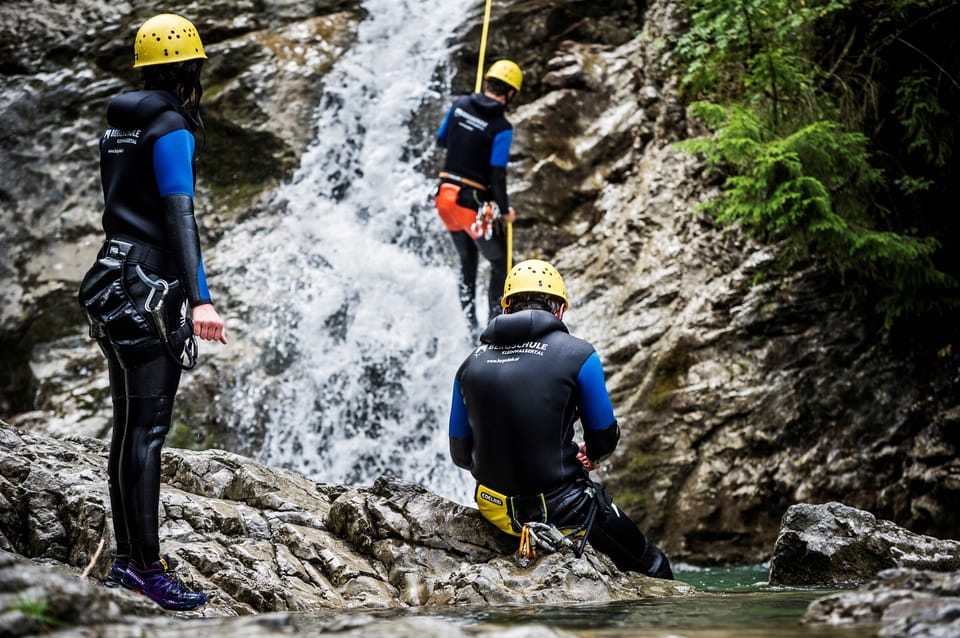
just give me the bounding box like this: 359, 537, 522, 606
153, 130, 195, 196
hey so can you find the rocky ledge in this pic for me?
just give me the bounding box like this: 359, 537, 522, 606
4, 427, 959, 637
0, 426, 690, 635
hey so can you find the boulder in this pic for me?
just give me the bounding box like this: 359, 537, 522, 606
769, 502, 960, 586
804, 568, 960, 638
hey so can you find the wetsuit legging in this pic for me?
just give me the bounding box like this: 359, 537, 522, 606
106, 352, 181, 566
587, 503, 674, 578
450, 227, 508, 329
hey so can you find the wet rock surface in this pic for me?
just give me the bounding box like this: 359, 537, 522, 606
769, 502, 960, 587
0, 426, 692, 635
804, 569, 960, 638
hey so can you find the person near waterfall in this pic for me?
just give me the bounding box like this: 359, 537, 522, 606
435, 59, 521, 336
447, 260, 674, 579
77, 13, 226, 610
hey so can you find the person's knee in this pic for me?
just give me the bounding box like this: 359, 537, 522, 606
640, 542, 674, 580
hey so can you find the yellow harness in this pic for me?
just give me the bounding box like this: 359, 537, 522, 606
475, 482, 597, 564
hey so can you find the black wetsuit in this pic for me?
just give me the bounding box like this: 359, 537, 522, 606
436, 93, 513, 330
78, 89, 209, 568
449, 310, 673, 578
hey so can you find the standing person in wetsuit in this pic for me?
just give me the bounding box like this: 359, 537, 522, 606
435, 60, 521, 336
77, 13, 227, 611
448, 260, 673, 579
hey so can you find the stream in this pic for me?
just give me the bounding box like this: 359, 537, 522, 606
294, 566, 877, 637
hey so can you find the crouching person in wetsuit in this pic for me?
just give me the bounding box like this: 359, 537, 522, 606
448, 259, 673, 579
77, 14, 227, 610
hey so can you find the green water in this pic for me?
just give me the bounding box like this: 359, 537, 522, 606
418, 565, 878, 637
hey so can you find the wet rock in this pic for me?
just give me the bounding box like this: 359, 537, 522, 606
804, 568, 960, 638
0, 425, 692, 635
769, 502, 960, 586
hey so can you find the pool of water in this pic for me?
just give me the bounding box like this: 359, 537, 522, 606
354, 565, 879, 637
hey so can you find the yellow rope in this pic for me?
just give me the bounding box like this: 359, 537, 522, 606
473, 0, 513, 271
507, 219, 513, 271
474, 0, 493, 93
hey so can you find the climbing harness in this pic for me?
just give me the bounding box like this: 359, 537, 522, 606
516, 482, 600, 562
484, 479, 603, 567
435, 173, 500, 239
138, 266, 198, 370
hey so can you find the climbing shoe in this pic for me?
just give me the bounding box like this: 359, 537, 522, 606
120, 556, 207, 610
103, 560, 127, 588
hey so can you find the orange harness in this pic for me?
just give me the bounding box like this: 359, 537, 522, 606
435, 173, 497, 239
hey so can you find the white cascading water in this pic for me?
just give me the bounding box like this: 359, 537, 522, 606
213, 0, 485, 505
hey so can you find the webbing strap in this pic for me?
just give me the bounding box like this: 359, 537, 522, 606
439, 171, 487, 191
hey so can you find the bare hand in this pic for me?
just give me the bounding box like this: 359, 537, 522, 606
577, 441, 598, 472
192, 303, 228, 344
504, 206, 517, 223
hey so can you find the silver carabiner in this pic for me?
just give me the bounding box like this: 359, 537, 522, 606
143, 275, 170, 342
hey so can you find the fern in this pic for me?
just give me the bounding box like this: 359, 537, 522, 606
672, 0, 960, 328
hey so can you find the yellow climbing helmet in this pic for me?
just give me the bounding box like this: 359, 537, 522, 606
502, 259, 569, 310
133, 14, 207, 69
484, 59, 523, 93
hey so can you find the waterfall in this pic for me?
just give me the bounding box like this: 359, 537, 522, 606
214, 0, 483, 505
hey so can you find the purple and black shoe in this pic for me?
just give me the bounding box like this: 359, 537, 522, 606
103, 560, 127, 588
120, 557, 207, 611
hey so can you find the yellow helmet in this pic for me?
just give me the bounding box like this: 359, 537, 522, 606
484, 59, 523, 93
501, 259, 569, 310
134, 14, 207, 69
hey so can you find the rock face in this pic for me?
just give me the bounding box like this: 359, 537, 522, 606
769, 502, 960, 586
0, 426, 692, 630
2, 0, 959, 569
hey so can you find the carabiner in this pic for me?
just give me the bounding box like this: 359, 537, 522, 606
142, 274, 171, 343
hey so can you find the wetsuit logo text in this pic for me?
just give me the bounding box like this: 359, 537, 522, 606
453, 107, 488, 132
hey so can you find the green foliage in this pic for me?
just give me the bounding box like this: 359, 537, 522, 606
8, 596, 68, 631
672, 0, 960, 328
894, 71, 954, 168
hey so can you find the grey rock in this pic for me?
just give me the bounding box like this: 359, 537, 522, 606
0, 426, 692, 635
770, 502, 960, 586
804, 568, 960, 638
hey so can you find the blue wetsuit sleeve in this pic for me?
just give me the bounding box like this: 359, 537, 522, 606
489, 129, 512, 213
577, 352, 620, 462
490, 129, 512, 167
154, 129, 195, 196
437, 106, 453, 144
155, 130, 211, 306
577, 352, 615, 430
449, 378, 474, 470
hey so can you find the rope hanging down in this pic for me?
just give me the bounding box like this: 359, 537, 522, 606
474, 0, 493, 93
473, 0, 512, 272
